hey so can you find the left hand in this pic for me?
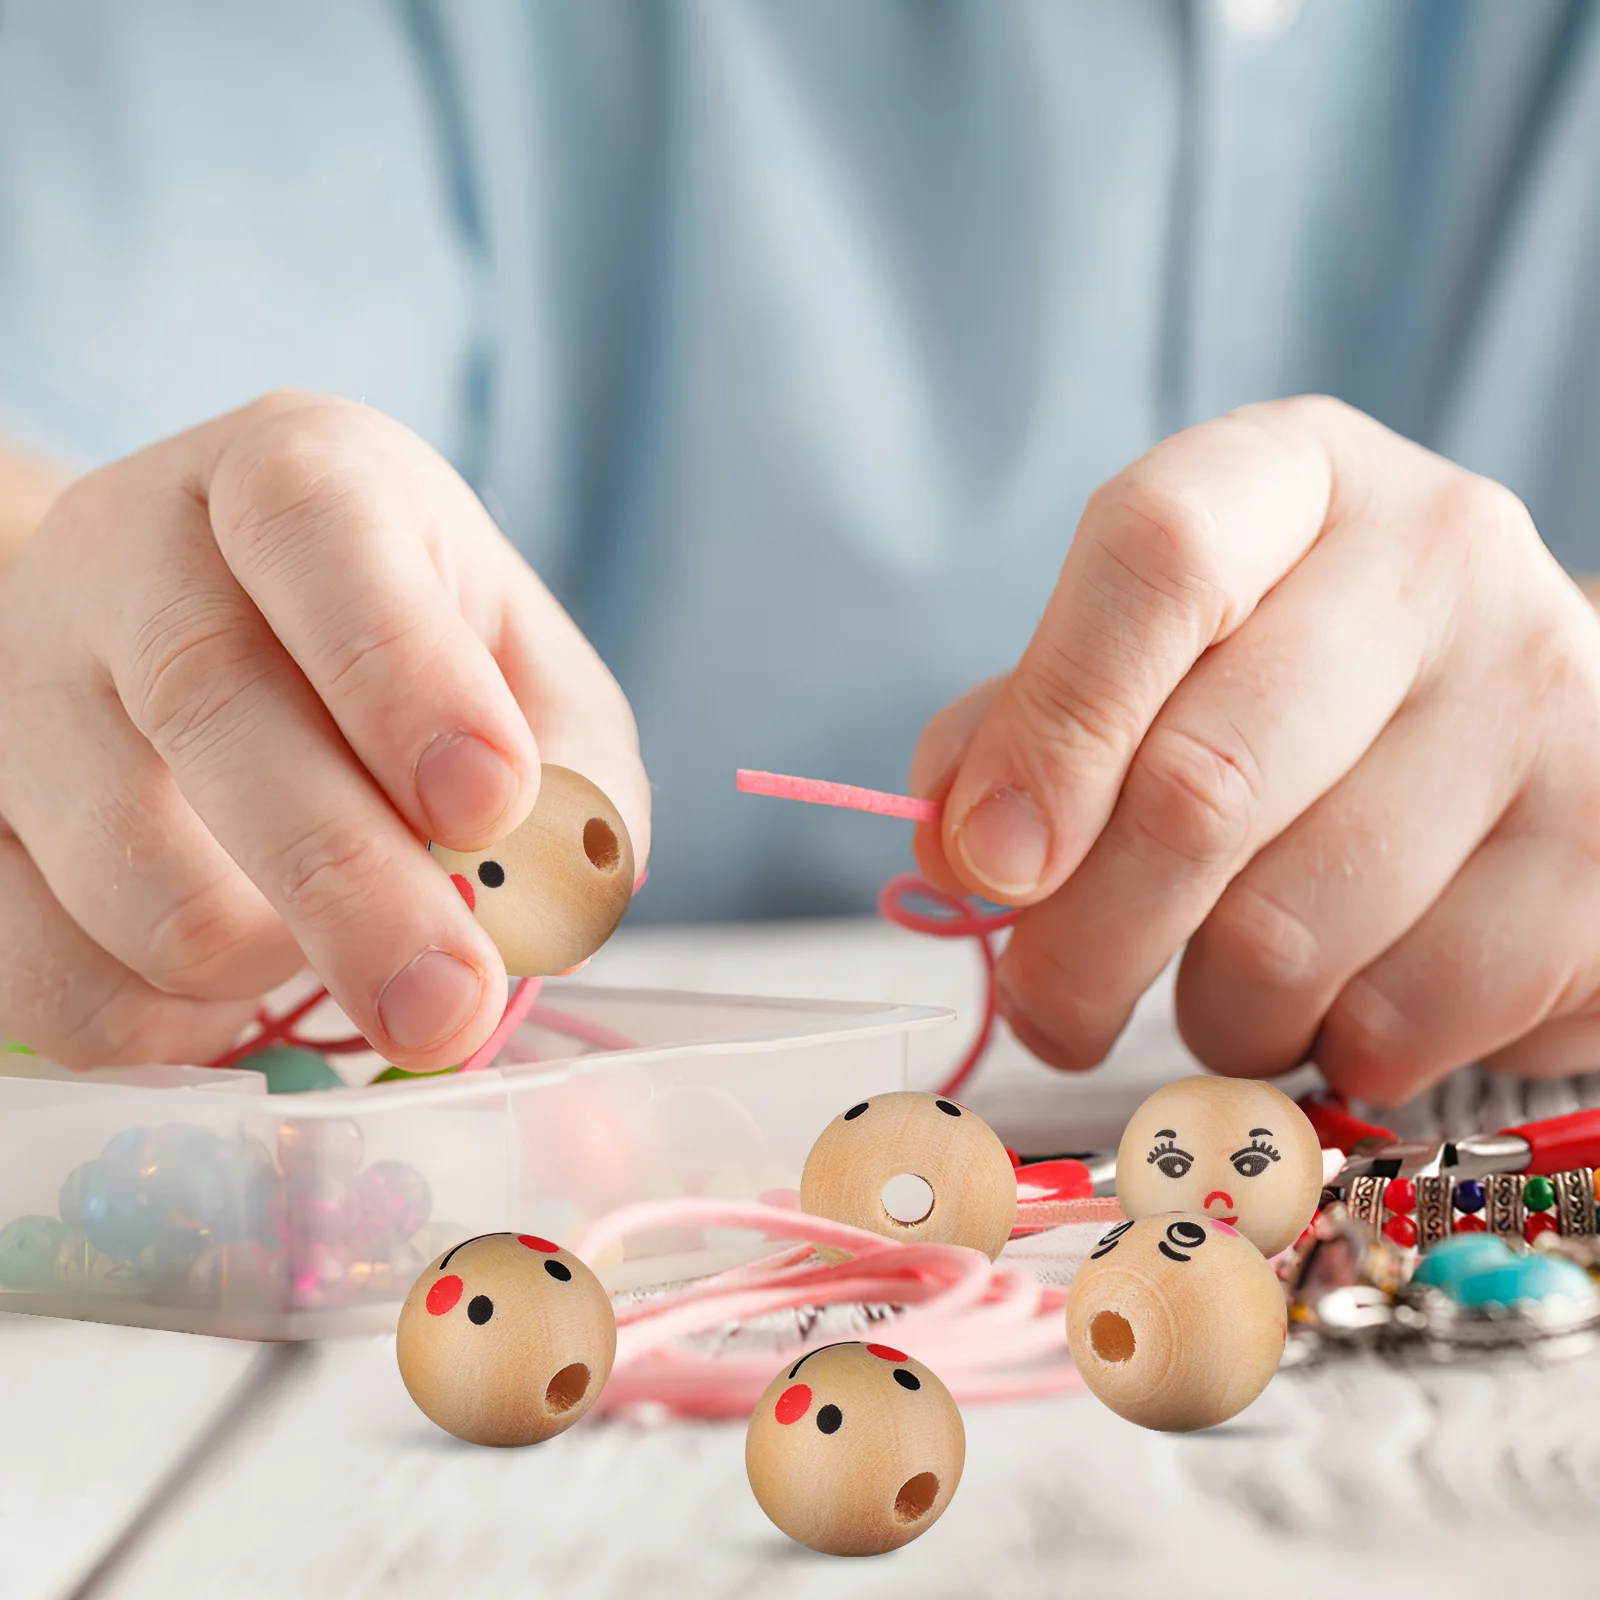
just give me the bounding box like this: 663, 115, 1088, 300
911, 396, 1600, 1108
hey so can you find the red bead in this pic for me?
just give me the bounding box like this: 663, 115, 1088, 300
1382, 1214, 1418, 1248
1524, 1211, 1559, 1244
1383, 1178, 1416, 1215
1452, 1214, 1487, 1234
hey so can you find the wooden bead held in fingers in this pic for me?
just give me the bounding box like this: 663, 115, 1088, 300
397, 1231, 616, 1446
1115, 1077, 1322, 1258
746, 1341, 965, 1556
1066, 1214, 1287, 1432
800, 1092, 1016, 1260
429, 765, 634, 976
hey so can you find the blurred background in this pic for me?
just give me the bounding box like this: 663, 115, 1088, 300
1, 0, 1597, 921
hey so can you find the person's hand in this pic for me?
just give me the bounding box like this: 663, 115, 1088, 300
0, 393, 649, 1071
911, 396, 1600, 1107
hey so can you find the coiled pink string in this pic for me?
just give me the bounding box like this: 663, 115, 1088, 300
574, 1197, 1113, 1418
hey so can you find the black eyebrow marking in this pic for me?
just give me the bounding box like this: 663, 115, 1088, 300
438, 1232, 511, 1271
787, 1341, 858, 1379
1248, 1128, 1272, 1137
1153, 1129, 1177, 1138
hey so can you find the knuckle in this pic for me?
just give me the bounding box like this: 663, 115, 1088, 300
1010, 641, 1139, 763
123, 596, 277, 762
211, 402, 377, 567
1193, 881, 1322, 993
274, 819, 390, 930
141, 876, 271, 996
1122, 725, 1260, 869
1087, 478, 1228, 625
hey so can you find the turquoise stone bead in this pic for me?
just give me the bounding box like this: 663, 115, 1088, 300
1412, 1233, 1513, 1293
1455, 1255, 1597, 1309
239, 1046, 344, 1094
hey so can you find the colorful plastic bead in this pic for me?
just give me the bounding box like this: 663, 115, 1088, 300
1382, 1214, 1418, 1249
351, 1161, 432, 1247
239, 1045, 345, 1094
1522, 1175, 1556, 1213
1523, 1211, 1559, 1243
1382, 1178, 1416, 1215
1452, 1213, 1487, 1233
1453, 1178, 1486, 1214
0, 1215, 70, 1288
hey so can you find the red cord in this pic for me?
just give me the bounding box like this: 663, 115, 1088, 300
876, 874, 1018, 1099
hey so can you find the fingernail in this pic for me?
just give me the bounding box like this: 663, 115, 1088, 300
378, 949, 483, 1051
954, 788, 1050, 899
416, 732, 520, 843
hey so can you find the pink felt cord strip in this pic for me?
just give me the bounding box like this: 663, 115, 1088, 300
736, 769, 942, 824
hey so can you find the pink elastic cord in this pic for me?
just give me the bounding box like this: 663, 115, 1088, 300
574, 1198, 1084, 1418
736, 769, 942, 824
459, 975, 543, 1073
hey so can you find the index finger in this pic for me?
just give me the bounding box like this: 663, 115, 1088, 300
937, 398, 1343, 904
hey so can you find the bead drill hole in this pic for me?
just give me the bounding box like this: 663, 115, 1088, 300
881, 1173, 935, 1226
584, 818, 620, 872
894, 1472, 939, 1524
545, 1362, 590, 1414
1089, 1310, 1135, 1364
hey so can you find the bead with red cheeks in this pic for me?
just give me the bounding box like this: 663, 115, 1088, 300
396, 1232, 615, 1446
745, 1341, 965, 1556
428, 766, 634, 976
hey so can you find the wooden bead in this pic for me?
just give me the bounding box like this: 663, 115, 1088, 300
396, 1231, 615, 1446
1115, 1077, 1322, 1258
800, 1092, 1016, 1260
1066, 1213, 1287, 1432
745, 1341, 964, 1555
429, 766, 634, 977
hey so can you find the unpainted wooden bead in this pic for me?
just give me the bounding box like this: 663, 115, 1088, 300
429, 765, 634, 977
800, 1091, 1016, 1260
1115, 1077, 1322, 1258
745, 1340, 964, 1555
397, 1231, 615, 1446
1066, 1213, 1287, 1432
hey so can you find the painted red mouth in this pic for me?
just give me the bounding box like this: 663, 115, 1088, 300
450, 873, 475, 911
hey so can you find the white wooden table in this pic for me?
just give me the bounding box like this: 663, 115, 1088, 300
4, 919, 1600, 1600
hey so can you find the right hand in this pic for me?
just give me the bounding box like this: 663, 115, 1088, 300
0, 392, 650, 1071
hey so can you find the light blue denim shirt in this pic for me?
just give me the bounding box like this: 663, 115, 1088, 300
1, 1, 1597, 920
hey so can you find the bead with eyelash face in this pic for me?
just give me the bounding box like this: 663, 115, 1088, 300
745, 1341, 965, 1555
1067, 1213, 1287, 1431
428, 766, 634, 977
1114, 1078, 1322, 1258
396, 1232, 615, 1445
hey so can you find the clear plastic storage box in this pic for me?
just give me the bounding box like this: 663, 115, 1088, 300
0, 985, 949, 1339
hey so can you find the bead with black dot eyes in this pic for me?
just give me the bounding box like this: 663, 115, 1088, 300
746, 1342, 965, 1556
801, 1091, 1015, 1260
429, 766, 634, 977
397, 1232, 616, 1446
